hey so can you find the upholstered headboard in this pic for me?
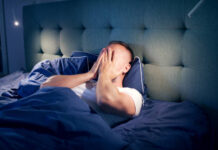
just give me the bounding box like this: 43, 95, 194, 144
23, 0, 218, 147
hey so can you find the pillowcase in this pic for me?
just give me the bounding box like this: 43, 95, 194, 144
70, 51, 98, 70
71, 51, 147, 97
123, 56, 147, 96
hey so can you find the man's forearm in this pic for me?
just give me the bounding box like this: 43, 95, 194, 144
96, 74, 120, 108
41, 72, 93, 88
96, 73, 136, 116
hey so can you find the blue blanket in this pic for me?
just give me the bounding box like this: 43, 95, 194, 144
113, 99, 211, 150
0, 58, 211, 150
0, 87, 211, 150
0, 87, 126, 150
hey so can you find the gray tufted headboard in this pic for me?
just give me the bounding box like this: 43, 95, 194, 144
23, 0, 218, 148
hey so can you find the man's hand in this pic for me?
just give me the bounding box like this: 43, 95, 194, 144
40, 49, 106, 89
99, 47, 122, 80
88, 48, 105, 79
40, 73, 94, 89
96, 47, 135, 116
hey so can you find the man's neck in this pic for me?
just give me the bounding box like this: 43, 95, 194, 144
112, 75, 124, 88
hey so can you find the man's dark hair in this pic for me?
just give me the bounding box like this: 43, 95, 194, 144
108, 41, 134, 63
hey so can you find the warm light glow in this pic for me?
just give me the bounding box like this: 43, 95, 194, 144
14, 20, 19, 26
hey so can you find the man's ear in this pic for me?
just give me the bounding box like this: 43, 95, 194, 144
123, 63, 131, 74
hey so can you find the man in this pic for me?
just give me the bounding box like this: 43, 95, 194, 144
41, 41, 143, 118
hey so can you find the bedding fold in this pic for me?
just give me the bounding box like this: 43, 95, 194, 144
0, 87, 127, 150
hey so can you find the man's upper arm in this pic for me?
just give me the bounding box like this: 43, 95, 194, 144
98, 88, 143, 116
117, 92, 136, 116
117, 88, 143, 116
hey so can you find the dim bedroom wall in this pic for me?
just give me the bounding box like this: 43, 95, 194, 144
2, 0, 68, 73
0, 0, 7, 76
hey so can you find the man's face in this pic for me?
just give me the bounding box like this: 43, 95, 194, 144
103, 43, 132, 74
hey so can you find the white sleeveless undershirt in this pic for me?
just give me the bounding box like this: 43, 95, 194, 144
71, 80, 143, 126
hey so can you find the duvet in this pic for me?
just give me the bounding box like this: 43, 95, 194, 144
0, 87, 126, 149
0, 57, 212, 150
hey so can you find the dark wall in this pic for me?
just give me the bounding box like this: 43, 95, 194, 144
0, 37, 2, 73
0, 0, 6, 75
2, 0, 67, 73
2, 0, 25, 73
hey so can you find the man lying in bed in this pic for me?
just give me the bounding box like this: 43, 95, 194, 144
40, 41, 143, 122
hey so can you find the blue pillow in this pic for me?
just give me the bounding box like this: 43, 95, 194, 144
71, 51, 147, 98
123, 56, 147, 96
70, 51, 97, 70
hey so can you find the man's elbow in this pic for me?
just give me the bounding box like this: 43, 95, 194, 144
40, 75, 59, 88
126, 108, 135, 116
96, 95, 111, 107
96, 97, 136, 117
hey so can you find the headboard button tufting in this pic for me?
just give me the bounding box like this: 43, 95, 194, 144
57, 49, 63, 56
81, 25, 86, 30
180, 23, 188, 31
39, 26, 43, 31
108, 24, 114, 30
57, 26, 62, 31
38, 49, 44, 54
142, 56, 148, 64
143, 26, 147, 30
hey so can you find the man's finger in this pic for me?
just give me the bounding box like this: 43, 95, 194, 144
104, 48, 108, 62
96, 49, 106, 66
95, 54, 104, 72
108, 47, 112, 61
112, 50, 115, 61
97, 48, 105, 61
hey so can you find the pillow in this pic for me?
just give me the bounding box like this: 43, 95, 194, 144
123, 56, 147, 96
71, 51, 147, 97
70, 51, 97, 70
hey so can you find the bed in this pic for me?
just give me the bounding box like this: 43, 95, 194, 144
0, 0, 217, 149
